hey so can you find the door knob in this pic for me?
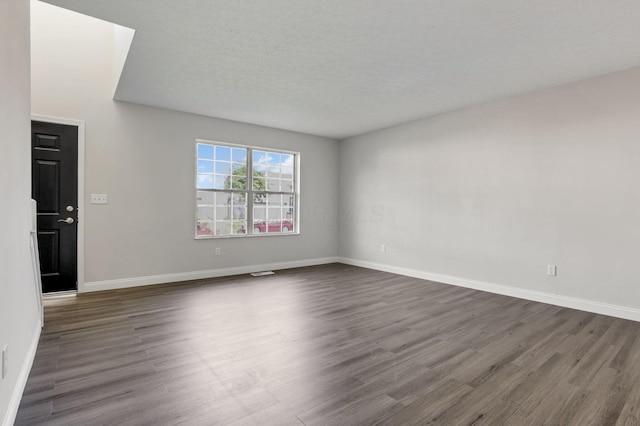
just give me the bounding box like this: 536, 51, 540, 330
66, 205, 75, 212
58, 217, 75, 224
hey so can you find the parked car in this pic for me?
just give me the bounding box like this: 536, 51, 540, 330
253, 220, 294, 233
196, 223, 214, 236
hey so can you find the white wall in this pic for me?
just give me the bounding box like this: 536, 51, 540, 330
339, 66, 640, 318
31, 2, 339, 289
0, 0, 41, 424
30, 1, 640, 319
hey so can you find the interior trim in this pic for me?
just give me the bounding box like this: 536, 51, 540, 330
338, 257, 640, 323
2, 319, 41, 426
82, 257, 340, 292
31, 114, 86, 293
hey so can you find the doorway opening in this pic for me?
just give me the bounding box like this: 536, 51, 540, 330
31, 115, 85, 294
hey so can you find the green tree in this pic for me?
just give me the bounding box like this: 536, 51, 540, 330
224, 166, 266, 203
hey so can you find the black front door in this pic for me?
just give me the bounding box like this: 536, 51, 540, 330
31, 120, 78, 293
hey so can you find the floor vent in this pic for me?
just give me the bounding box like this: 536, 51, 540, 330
250, 271, 275, 277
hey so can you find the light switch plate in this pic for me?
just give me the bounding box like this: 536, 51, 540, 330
91, 194, 108, 204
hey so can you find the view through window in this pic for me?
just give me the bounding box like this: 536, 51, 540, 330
195, 141, 298, 238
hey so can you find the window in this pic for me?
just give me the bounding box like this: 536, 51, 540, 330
195, 140, 298, 238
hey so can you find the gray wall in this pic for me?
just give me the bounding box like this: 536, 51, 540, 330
339, 66, 640, 313
10, 2, 640, 420
0, 0, 40, 423
31, 2, 339, 287
32, 2, 640, 315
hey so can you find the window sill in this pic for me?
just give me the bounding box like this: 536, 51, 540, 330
195, 232, 300, 240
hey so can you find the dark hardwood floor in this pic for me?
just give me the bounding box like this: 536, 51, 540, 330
15, 264, 640, 425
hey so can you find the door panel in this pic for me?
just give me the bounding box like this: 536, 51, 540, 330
37, 230, 59, 275
34, 160, 60, 213
32, 121, 78, 293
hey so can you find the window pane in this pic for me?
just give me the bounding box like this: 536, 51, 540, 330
197, 144, 214, 160
197, 174, 213, 189
232, 162, 246, 176
268, 194, 283, 206
267, 178, 280, 191
232, 193, 246, 205
216, 221, 232, 236
281, 180, 293, 192
254, 206, 266, 221
280, 154, 293, 167
253, 193, 267, 205
281, 166, 294, 179
232, 148, 247, 163
216, 206, 231, 220
285, 195, 295, 211
233, 206, 246, 219
215, 146, 231, 161
232, 220, 246, 235
253, 150, 267, 165
215, 192, 232, 205
196, 204, 214, 237
213, 175, 228, 190
197, 220, 215, 236
198, 160, 214, 174
197, 205, 213, 221
281, 219, 293, 232
282, 196, 295, 232
253, 163, 267, 175
252, 173, 267, 191
268, 208, 281, 221
267, 152, 280, 165
215, 162, 231, 175
231, 176, 247, 190
197, 191, 214, 204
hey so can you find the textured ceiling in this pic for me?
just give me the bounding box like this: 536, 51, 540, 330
41, 0, 640, 139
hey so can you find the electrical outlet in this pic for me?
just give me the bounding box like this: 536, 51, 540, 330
215, 247, 221, 256
2, 345, 7, 379
91, 194, 108, 204
380, 244, 386, 253
547, 264, 557, 276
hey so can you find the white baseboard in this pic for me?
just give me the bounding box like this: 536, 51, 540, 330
338, 257, 640, 323
3, 318, 41, 426
81, 255, 640, 322
81, 257, 340, 293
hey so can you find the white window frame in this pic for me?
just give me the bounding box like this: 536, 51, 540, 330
195, 139, 300, 239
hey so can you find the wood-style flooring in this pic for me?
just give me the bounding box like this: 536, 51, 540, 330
15, 264, 640, 425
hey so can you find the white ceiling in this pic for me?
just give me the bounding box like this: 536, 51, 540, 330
41, 0, 640, 139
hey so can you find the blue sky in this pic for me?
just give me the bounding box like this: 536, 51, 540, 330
196, 143, 294, 190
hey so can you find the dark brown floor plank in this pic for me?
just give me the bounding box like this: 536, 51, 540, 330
15, 263, 640, 425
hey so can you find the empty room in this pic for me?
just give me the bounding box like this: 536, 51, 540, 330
3, 0, 640, 424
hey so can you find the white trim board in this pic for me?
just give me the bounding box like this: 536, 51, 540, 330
31, 114, 86, 293
83, 257, 340, 292
2, 319, 42, 426
338, 257, 640, 323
